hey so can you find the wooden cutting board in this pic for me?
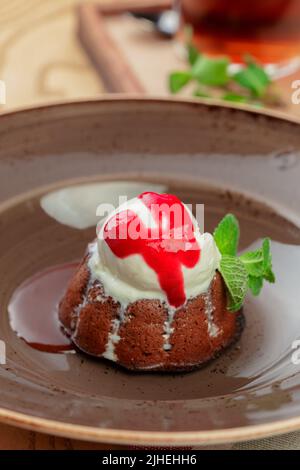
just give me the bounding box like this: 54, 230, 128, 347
0, 0, 299, 117
78, 2, 300, 118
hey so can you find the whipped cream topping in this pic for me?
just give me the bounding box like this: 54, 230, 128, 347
88, 193, 221, 309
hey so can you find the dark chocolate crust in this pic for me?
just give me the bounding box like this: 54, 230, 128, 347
59, 253, 244, 372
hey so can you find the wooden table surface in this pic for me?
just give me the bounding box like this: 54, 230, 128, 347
0, 0, 299, 116
0, 0, 300, 450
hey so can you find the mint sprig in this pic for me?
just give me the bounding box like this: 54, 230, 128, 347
220, 256, 248, 312
233, 57, 271, 98
168, 31, 281, 107
213, 214, 239, 256
169, 71, 192, 93
214, 214, 275, 311
240, 238, 275, 283
192, 56, 230, 87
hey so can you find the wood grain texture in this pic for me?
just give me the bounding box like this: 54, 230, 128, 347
0, 0, 299, 115
0, 0, 103, 110
78, 4, 145, 93
104, 14, 300, 117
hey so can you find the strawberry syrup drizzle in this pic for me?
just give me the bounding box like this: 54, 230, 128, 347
103, 192, 201, 308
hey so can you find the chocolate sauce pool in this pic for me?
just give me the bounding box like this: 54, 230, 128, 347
8, 263, 76, 353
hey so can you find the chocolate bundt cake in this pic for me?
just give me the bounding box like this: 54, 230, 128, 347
59, 248, 243, 371
59, 192, 245, 371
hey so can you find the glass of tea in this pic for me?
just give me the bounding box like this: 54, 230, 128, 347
180, 0, 300, 74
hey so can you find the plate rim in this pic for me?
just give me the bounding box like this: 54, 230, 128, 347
2, 94, 300, 126
1, 96, 300, 445
1, 407, 300, 445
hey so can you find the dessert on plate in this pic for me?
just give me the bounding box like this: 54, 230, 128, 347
59, 192, 274, 371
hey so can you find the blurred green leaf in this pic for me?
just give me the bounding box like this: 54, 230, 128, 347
245, 56, 271, 86
192, 56, 230, 86
222, 92, 249, 103
248, 275, 263, 296
187, 43, 200, 66
233, 61, 271, 97
169, 71, 192, 94
214, 213, 240, 256
167, 35, 276, 108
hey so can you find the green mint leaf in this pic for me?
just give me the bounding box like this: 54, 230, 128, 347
192, 56, 230, 86
222, 92, 249, 103
214, 214, 276, 309
239, 237, 275, 298
233, 69, 264, 97
240, 249, 264, 277
262, 237, 270, 269
248, 275, 263, 296
262, 238, 275, 282
219, 255, 248, 311
169, 71, 192, 94
213, 214, 240, 256
240, 238, 275, 281
245, 57, 271, 87
187, 43, 200, 66
264, 266, 275, 283
233, 61, 270, 97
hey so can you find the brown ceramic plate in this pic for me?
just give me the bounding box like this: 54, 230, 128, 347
0, 98, 300, 446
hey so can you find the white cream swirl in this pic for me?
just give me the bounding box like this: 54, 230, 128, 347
88, 196, 221, 308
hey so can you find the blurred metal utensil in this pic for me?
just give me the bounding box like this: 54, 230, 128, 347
130, 9, 179, 37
